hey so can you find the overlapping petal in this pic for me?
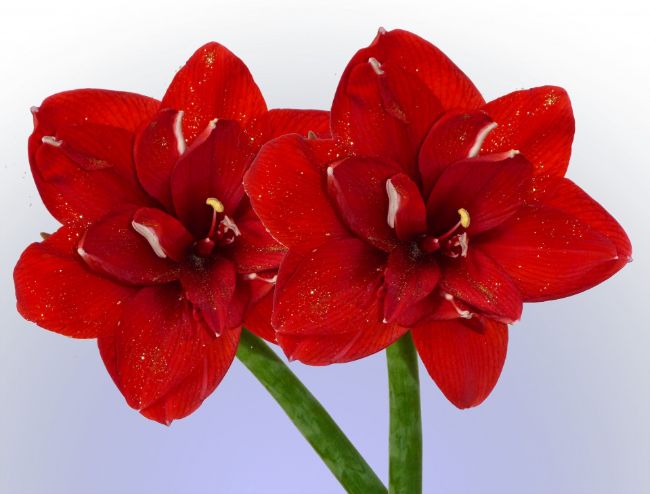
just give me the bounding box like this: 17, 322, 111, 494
327, 156, 399, 251
383, 245, 440, 323
78, 209, 179, 285
244, 134, 350, 254
134, 109, 186, 209
273, 238, 386, 336
29, 90, 159, 225
477, 201, 621, 301
97, 285, 239, 424
426, 155, 533, 236
161, 42, 267, 142
480, 86, 575, 197
440, 250, 523, 323
14, 225, 136, 338
418, 110, 495, 196
180, 256, 238, 336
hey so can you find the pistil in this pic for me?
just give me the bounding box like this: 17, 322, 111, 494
418, 208, 471, 256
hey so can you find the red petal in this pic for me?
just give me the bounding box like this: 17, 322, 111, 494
78, 209, 179, 285
327, 156, 399, 252
383, 245, 440, 323
244, 289, 276, 343
132, 207, 194, 262
386, 173, 428, 241
440, 250, 523, 323
14, 225, 136, 338
480, 86, 574, 197
244, 134, 349, 254
247, 109, 331, 146
427, 155, 533, 236
413, 317, 508, 408
331, 58, 442, 173
31, 124, 153, 227
273, 238, 386, 336
171, 119, 252, 237
229, 216, 286, 274
134, 109, 185, 209
29, 90, 158, 225
278, 322, 407, 365
161, 43, 267, 143
180, 257, 238, 335
337, 29, 484, 111
32, 89, 159, 135
97, 284, 239, 424
418, 110, 495, 196
139, 327, 240, 424
477, 202, 621, 301
542, 178, 632, 261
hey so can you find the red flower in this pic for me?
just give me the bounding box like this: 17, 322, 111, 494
14, 43, 329, 424
245, 29, 631, 408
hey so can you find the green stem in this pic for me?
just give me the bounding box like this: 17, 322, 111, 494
236, 328, 387, 494
386, 333, 422, 494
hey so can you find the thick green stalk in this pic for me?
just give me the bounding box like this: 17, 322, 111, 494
236, 329, 387, 494
386, 333, 422, 494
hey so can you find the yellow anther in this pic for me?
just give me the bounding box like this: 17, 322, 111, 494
458, 208, 470, 228
206, 197, 224, 213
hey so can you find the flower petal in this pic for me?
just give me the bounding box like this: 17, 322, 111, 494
171, 119, 252, 237
480, 86, 574, 197
386, 173, 428, 241
97, 284, 239, 424
78, 209, 179, 285
139, 327, 240, 424
331, 57, 442, 173
418, 110, 495, 196
14, 225, 136, 338
247, 109, 331, 146
383, 245, 440, 324
31, 125, 153, 227
426, 155, 533, 236
180, 256, 238, 335
412, 317, 508, 409
278, 322, 407, 365
134, 109, 186, 209
440, 250, 523, 323
337, 29, 484, 112
229, 215, 286, 274
327, 156, 399, 252
161, 43, 267, 143
132, 207, 194, 262
244, 289, 276, 343
29, 90, 159, 225
244, 134, 350, 254
477, 202, 621, 301
273, 238, 386, 336
542, 178, 632, 261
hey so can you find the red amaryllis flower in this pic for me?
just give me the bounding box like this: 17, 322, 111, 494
14, 43, 328, 424
245, 29, 631, 408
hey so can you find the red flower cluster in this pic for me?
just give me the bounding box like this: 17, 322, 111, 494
15, 29, 631, 421
14, 43, 328, 423
244, 29, 631, 407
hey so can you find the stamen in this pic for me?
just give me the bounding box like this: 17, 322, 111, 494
458, 208, 470, 228
442, 292, 473, 319
206, 197, 224, 213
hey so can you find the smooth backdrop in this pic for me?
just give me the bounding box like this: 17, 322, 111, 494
1, 1, 648, 493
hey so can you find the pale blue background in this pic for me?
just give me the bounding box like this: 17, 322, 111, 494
1, 1, 649, 493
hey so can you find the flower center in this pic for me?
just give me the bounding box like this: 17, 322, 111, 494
418, 208, 470, 258
194, 197, 240, 257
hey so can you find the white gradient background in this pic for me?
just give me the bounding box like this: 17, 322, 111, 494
1, 1, 648, 493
